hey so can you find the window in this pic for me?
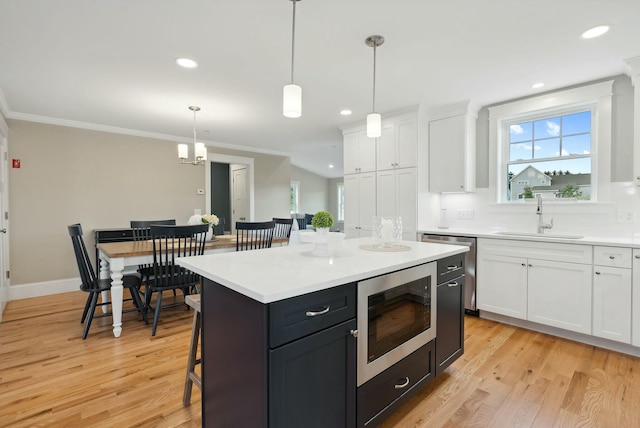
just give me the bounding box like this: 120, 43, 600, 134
506, 109, 592, 201
489, 80, 613, 204
337, 182, 344, 221
290, 181, 300, 214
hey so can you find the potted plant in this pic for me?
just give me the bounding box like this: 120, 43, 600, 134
311, 211, 334, 235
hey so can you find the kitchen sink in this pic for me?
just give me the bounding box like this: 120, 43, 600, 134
493, 231, 584, 239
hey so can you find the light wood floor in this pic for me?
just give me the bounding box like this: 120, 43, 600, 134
2, 292, 640, 427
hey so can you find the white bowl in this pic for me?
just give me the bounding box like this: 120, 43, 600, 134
299, 231, 346, 244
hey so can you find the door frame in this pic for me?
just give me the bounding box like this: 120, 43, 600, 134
205, 153, 255, 227
0, 114, 9, 319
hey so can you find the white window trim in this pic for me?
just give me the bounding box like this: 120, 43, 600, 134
337, 182, 344, 221
290, 180, 300, 214
488, 80, 613, 204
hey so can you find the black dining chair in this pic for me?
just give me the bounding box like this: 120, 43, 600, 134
130, 219, 177, 285
272, 217, 294, 239
305, 213, 314, 228
145, 223, 208, 336
68, 223, 146, 339
236, 221, 275, 251
296, 217, 307, 230
212, 217, 226, 236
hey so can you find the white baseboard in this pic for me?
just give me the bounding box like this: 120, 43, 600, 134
8, 278, 80, 300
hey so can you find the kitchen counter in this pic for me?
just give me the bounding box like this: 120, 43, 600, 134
177, 237, 468, 303
419, 227, 640, 248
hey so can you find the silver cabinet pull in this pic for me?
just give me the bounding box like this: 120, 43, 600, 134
394, 377, 410, 389
595, 272, 601, 275
609, 256, 615, 259
446, 265, 458, 271
350, 329, 358, 338
306, 306, 330, 317
448, 282, 459, 287
635, 254, 640, 259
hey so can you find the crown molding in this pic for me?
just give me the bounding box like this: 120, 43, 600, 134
624, 56, 640, 86
6, 111, 290, 158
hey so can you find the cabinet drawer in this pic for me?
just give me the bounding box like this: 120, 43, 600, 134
269, 283, 356, 348
437, 253, 465, 284
357, 340, 434, 427
593, 246, 632, 268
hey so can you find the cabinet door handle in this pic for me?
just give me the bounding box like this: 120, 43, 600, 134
394, 377, 410, 389
448, 282, 459, 287
528, 264, 533, 267
306, 306, 330, 317
609, 256, 615, 260
446, 265, 458, 271
521, 263, 526, 266
595, 271, 601, 275
635, 255, 640, 259
350, 329, 359, 338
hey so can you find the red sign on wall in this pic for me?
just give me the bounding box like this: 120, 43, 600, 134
12, 159, 20, 168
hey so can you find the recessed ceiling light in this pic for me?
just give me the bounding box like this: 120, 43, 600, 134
581, 25, 610, 39
176, 57, 198, 68
328, 164, 334, 168
532, 82, 544, 89
340, 109, 352, 116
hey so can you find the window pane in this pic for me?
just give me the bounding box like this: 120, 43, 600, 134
506, 158, 591, 201
534, 117, 561, 138
535, 138, 560, 158
562, 111, 591, 135
562, 134, 591, 156
510, 142, 533, 161
509, 122, 532, 143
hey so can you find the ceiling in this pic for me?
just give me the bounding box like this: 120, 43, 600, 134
1, 1, 639, 178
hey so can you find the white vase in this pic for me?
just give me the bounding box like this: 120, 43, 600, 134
205, 224, 213, 241
313, 228, 331, 256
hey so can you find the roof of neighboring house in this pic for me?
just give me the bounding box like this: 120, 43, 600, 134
509, 165, 550, 183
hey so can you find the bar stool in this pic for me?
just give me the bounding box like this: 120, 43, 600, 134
183, 294, 201, 405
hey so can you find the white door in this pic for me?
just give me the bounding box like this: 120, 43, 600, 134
593, 265, 632, 343
0, 127, 9, 319
232, 167, 249, 231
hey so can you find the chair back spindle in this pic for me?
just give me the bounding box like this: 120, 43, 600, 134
236, 221, 275, 251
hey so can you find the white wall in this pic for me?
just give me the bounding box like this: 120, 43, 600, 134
291, 165, 329, 215
419, 75, 639, 238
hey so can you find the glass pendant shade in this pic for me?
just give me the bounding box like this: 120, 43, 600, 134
178, 143, 189, 159
283, 84, 302, 118
367, 113, 382, 138
195, 142, 207, 161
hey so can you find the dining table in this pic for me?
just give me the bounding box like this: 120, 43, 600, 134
97, 234, 289, 337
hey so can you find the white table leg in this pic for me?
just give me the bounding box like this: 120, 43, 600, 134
109, 257, 125, 338
99, 257, 111, 313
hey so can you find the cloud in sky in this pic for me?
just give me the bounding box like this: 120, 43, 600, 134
510, 124, 524, 135
546, 121, 560, 136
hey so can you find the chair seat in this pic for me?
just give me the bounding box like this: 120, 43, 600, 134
83, 274, 142, 293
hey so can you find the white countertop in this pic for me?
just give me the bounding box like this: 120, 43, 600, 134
419, 228, 640, 248
177, 237, 468, 304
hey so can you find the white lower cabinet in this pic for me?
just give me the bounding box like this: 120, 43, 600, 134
633, 249, 640, 347
477, 239, 593, 333
527, 259, 592, 334
593, 246, 632, 344
477, 253, 528, 319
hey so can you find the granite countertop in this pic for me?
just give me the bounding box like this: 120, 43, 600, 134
176, 237, 468, 304
419, 227, 640, 248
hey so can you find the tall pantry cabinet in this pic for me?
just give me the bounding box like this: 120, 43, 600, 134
342, 110, 419, 240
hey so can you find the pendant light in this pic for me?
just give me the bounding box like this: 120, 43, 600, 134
178, 106, 207, 166
365, 35, 384, 138
283, 0, 302, 118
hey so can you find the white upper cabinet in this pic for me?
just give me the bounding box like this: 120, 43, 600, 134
376, 116, 418, 171
376, 168, 417, 240
427, 101, 477, 193
343, 130, 376, 175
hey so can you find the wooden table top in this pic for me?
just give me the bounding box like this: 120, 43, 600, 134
97, 234, 289, 258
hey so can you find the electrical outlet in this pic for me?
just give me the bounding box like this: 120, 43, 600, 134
457, 209, 475, 220
616, 209, 636, 223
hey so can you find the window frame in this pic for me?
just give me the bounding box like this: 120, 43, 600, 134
488, 80, 613, 204
503, 105, 595, 202
337, 182, 344, 221
290, 181, 300, 214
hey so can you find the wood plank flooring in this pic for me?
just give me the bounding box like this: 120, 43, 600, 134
2, 292, 640, 427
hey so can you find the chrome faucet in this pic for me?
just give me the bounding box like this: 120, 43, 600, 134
536, 195, 553, 234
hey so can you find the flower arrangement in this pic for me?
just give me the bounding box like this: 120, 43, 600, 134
311, 211, 334, 229
201, 214, 219, 226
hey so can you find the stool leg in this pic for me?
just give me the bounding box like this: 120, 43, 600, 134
183, 308, 201, 405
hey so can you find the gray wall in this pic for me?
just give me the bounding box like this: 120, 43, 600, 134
291, 165, 330, 215
474, 74, 635, 188
7, 120, 290, 284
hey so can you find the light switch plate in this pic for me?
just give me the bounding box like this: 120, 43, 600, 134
457, 209, 475, 220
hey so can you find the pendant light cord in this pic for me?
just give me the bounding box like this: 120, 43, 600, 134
372, 43, 377, 112
193, 108, 197, 145
290, 0, 297, 84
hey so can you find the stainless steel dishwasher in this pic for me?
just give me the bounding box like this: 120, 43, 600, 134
421, 233, 477, 315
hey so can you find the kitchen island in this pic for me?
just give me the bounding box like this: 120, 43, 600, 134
178, 237, 468, 427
